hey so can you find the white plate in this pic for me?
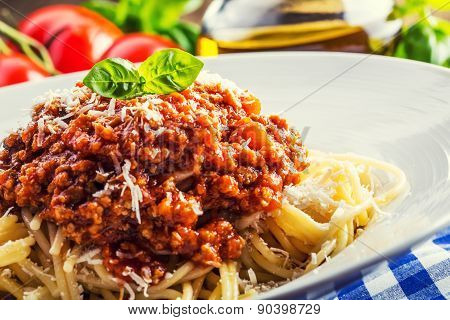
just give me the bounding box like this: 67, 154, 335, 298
0, 52, 449, 299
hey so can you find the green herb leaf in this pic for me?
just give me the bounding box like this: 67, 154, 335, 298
160, 22, 200, 54
394, 17, 450, 67
401, 20, 435, 63
116, 0, 142, 28
83, 49, 204, 99
83, 58, 144, 99
444, 57, 450, 67
82, 1, 118, 23
139, 0, 190, 32
82, 0, 202, 50
138, 48, 204, 94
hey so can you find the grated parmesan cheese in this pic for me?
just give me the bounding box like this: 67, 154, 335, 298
108, 98, 116, 116
2, 207, 13, 217
189, 199, 203, 216
283, 181, 337, 214
153, 127, 166, 136
92, 183, 114, 198
310, 253, 318, 265
122, 160, 143, 224
77, 103, 95, 115
47, 125, 57, 134
196, 71, 243, 94
37, 117, 45, 147
248, 268, 257, 285
52, 118, 69, 129
87, 110, 105, 117
110, 152, 121, 174
77, 248, 102, 265
59, 112, 75, 120
123, 282, 135, 300
242, 138, 251, 149
121, 102, 163, 124
86, 93, 97, 104
129, 271, 150, 298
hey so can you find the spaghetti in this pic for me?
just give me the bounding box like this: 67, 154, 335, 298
0, 74, 407, 300
0, 150, 407, 299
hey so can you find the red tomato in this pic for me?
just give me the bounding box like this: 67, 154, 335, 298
4, 39, 20, 52
48, 26, 98, 73
18, 5, 123, 73
101, 33, 178, 63
0, 53, 49, 87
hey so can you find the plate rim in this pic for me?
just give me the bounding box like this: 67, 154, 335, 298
1, 51, 450, 94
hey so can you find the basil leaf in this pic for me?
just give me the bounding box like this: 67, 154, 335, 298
138, 48, 204, 94
83, 49, 203, 98
83, 58, 144, 99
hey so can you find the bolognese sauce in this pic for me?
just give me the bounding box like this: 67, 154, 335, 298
0, 74, 308, 284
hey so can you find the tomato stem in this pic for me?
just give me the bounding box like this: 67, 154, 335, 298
0, 37, 12, 55
0, 20, 59, 75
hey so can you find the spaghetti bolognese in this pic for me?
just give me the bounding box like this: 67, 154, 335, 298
0, 71, 406, 300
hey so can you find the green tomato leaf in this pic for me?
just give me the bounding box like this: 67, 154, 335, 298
393, 42, 407, 58
83, 58, 144, 99
82, 0, 118, 23
444, 57, 450, 67
138, 48, 204, 94
140, 0, 190, 32
161, 22, 200, 54
116, 0, 140, 25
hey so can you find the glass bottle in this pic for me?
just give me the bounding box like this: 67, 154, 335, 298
197, 0, 401, 56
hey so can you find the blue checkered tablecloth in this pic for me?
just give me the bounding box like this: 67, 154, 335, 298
320, 227, 450, 300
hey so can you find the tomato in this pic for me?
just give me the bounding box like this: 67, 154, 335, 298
0, 53, 49, 87
101, 33, 178, 63
18, 5, 123, 73
4, 39, 20, 52
47, 26, 98, 73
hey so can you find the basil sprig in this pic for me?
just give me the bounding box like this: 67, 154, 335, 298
83, 48, 204, 99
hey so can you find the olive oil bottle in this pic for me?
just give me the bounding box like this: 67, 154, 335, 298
197, 0, 401, 56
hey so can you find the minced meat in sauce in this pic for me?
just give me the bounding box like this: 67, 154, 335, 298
0, 74, 308, 284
